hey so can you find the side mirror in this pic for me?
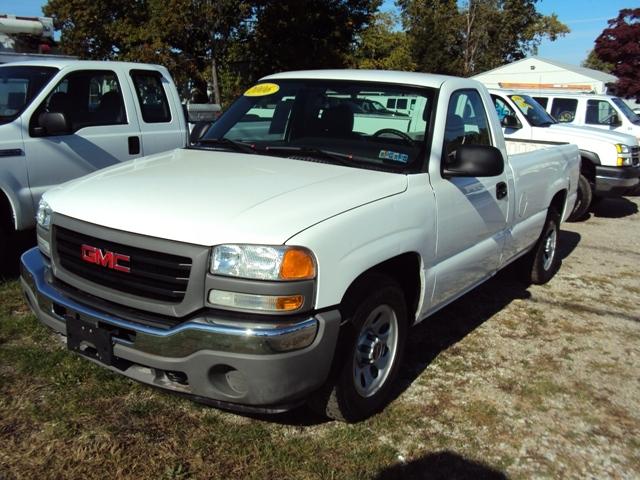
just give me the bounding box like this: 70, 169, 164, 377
501, 114, 520, 129
36, 112, 70, 136
443, 145, 504, 178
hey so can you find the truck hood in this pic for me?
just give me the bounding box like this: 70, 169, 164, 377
45, 148, 407, 246
545, 123, 639, 146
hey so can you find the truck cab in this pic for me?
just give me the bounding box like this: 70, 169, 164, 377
0, 60, 189, 266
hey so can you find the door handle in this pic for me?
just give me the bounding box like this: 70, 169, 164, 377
128, 136, 140, 155
496, 182, 508, 200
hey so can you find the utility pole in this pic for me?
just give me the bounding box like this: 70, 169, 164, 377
211, 55, 221, 106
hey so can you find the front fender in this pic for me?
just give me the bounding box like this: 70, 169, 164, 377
286, 177, 436, 310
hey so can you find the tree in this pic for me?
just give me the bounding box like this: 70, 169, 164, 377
582, 49, 613, 74
241, 0, 381, 82
350, 11, 415, 71
594, 8, 640, 101
399, 0, 569, 76
43, 0, 251, 103
398, 0, 463, 75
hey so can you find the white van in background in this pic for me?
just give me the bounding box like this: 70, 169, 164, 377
527, 92, 640, 140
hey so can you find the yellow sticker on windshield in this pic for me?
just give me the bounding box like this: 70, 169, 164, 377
511, 95, 529, 109
244, 83, 280, 97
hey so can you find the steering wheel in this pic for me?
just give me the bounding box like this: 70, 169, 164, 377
372, 128, 415, 146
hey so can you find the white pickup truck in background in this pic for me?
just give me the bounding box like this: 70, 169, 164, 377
490, 90, 640, 220
0, 60, 217, 268
21, 71, 579, 422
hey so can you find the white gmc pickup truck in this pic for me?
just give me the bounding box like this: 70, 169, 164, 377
21, 71, 579, 422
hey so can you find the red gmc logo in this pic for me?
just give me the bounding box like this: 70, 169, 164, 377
81, 244, 131, 273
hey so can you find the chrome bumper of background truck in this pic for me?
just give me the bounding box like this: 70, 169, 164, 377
20, 247, 341, 408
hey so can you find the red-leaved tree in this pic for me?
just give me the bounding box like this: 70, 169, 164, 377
594, 8, 640, 100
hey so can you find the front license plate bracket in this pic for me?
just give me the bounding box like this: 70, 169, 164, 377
66, 315, 115, 366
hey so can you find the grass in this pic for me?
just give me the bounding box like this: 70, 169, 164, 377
1, 260, 639, 480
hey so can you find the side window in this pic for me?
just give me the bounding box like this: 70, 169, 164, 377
131, 71, 171, 123
550, 98, 578, 123
31, 70, 125, 135
586, 99, 618, 125
443, 89, 492, 162
533, 97, 548, 109
492, 95, 517, 122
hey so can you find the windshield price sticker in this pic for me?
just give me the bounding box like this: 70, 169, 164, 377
379, 150, 409, 163
244, 83, 280, 97
511, 95, 530, 110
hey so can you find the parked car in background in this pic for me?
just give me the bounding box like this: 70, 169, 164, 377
21, 70, 579, 422
490, 90, 640, 220
0, 59, 216, 268
526, 92, 640, 141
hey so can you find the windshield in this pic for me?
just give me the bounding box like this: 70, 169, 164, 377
611, 97, 640, 125
509, 94, 556, 127
200, 80, 434, 172
0, 66, 58, 124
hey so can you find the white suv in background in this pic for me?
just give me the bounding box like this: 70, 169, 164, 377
528, 92, 640, 141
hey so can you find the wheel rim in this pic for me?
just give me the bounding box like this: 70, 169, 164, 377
542, 227, 557, 271
353, 304, 399, 398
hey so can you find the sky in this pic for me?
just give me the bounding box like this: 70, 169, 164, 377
2, 0, 633, 66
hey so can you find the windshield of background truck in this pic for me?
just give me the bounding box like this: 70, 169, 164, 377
508, 94, 555, 127
202, 80, 434, 171
611, 97, 640, 125
0, 66, 58, 124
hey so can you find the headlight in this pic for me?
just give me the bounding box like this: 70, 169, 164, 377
36, 199, 52, 230
211, 245, 316, 280
615, 144, 630, 154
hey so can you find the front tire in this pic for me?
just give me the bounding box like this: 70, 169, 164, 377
310, 273, 408, 422
567, 174, 592, 222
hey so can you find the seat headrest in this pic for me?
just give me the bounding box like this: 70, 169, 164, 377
321, 104, 354, 136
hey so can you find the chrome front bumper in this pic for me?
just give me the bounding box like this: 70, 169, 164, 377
20, 247, 341, 407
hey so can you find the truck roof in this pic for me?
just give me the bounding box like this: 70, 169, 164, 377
0, 58, 168, 71
262, 69, 474, 89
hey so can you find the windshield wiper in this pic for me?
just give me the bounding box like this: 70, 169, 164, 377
262, 145, 352, 166
196, 138, 257, 154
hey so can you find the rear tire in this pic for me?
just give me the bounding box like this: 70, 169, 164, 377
520, 208, 561, 285
567, 174, 592, 222
309, 273, 408, 422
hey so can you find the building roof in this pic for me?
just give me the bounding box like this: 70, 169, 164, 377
476, 56, 616, 83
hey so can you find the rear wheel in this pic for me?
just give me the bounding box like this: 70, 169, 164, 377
309, 273, 408, 422
567, 174, 592, 222
520, 207, 561, 285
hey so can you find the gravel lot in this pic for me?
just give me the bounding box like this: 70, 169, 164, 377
0, 195, 638, 479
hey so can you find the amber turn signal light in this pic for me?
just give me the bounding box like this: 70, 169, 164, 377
280, 248, 316, 280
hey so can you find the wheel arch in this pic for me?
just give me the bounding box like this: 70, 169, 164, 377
339, 252, 422, 324
578, 150, 600, 184
0, 188, 16, 231
549, 188, 568, 218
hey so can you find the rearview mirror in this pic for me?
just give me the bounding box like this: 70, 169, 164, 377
501, 114, 520, 129
443, 145, 504, 178
36, 112, 70, 136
